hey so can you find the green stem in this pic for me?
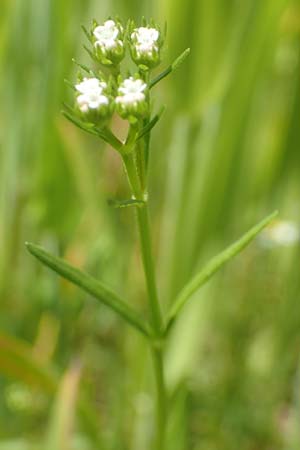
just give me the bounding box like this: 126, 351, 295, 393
136, 204, 167, 450
152, 346, 167, 450
122, 152, 142, 200
122, 150, 167, 449
136, 204, 162, 333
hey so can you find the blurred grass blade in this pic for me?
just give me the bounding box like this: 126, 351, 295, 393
149, 48, 190, 88
0, 332, 104, 446
0, 332, 57, 392
26, 243, 150, 337
108, 198, 145, 208
0, 440, 31, 450
44, 362, 81, 450
166, 211, 278, 328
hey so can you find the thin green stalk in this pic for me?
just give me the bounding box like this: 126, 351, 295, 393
122, 151, 163, 332
123, 149, 167, 449
152, 347, 167, 450
122, 152, 143, 200
136, 204, 163, 333
136, 204, 167, 449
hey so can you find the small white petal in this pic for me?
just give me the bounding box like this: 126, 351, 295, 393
93, 20, 121, 51
116, 77, 147, 109
75, 78, 104, 95
77, 89, 109, 111
104, 19, 116, 28
132, 27, 159, 44
131, 27, 160, 57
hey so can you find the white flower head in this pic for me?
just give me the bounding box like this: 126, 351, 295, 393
75, 77, 109, 113
131, 27, 160, 56
116, 77, 147, 107
75, 77, 107, 95
259, 220, 300, 248
93, 20, 123, 52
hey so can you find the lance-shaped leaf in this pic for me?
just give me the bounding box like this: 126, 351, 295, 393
72, 58, 96, 76
26, 243, 151, 338
64, 79, 76, 91
149, 48, 190, 89
62, 111, 123, 152
62, 110, 99, 137
136, 106, 165, 141
166, 211, 278, 330
96, 127, 124, 152
81, 25, 93, 44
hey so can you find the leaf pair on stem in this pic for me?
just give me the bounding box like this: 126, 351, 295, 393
26, 210, 278, 339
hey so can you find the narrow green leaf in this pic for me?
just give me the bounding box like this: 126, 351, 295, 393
63, 79, 76, 91
108, 198, 145, 209
71, 58, 96, 76
81, 25, 93, 43
62, 102, 75, 114
62, 111, 123, 150
149, 48, 190, 89
25, 243, 151, 338
136, 106, 165, 141
166, 211, 278, 328
83, 45, 98, 63
62, 111, 99, 136
96, 127, 124, 152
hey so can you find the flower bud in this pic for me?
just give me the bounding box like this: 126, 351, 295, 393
92, 19, 125, 66
75, 77, 114, 124
129, 23, 163, 69
115, 77, 148, 120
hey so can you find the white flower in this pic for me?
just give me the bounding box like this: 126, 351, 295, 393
93, 20, 123, 51
131, 27, 159, 56
77, 92, 109, 113
75, 78, 109, 113
260, 220, 300, 248
116, 77, 147, 107
75, 77, 107, 95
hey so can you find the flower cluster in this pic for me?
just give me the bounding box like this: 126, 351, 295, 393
86, 18, 163, 70
66, 18, 167, 129
74, 74, 148, 122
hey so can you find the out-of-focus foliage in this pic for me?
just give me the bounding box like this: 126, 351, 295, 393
1, 0, 300, 449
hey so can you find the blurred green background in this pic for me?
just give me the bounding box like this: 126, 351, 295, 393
1, 0, 300, 449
